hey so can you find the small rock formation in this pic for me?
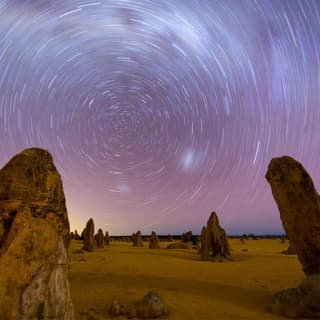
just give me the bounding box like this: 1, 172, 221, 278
83, 218, 95, 251
149, 231, 160, 249
266, 156, 320, 317
265, 156, 320, 275
74, 248, 85, 254
105, 231, 110, 246
0, 148, 74, 319
95, 228, 104, 248
109, 298, 124, 317
109, 298, 136, 318
108, 291, 168, 319
199, 212, 232, 262
73, 229, 81, 240
181, 230, 193, 242
70, 230, 80, 240
133, 230, 143, 247
167, 242, 190, 249
135, 290, 168, 318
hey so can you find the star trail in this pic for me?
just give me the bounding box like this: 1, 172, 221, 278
0, 0, 319, 235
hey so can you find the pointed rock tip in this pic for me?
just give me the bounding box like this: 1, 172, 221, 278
208, 211, 219, 220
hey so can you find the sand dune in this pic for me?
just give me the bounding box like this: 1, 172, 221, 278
69, 238, 303, 319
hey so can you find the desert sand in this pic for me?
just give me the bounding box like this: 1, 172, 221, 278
69, 238, 303, 319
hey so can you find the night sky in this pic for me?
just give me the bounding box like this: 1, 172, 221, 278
0, 0, 319, 235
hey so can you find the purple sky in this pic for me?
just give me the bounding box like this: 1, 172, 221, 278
0, 0, 319, 235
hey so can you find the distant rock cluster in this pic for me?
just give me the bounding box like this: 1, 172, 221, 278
181, 230, 193, 242
0, 148, 74, 319
266, 156, 320, 318
133, 230, 143, 247
78, 218, 111, 252
71, 229, 81, 240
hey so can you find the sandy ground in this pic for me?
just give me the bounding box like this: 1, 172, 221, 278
69, 238, 304, 319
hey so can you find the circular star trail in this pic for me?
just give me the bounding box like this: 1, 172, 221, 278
0, 0, 319, 235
